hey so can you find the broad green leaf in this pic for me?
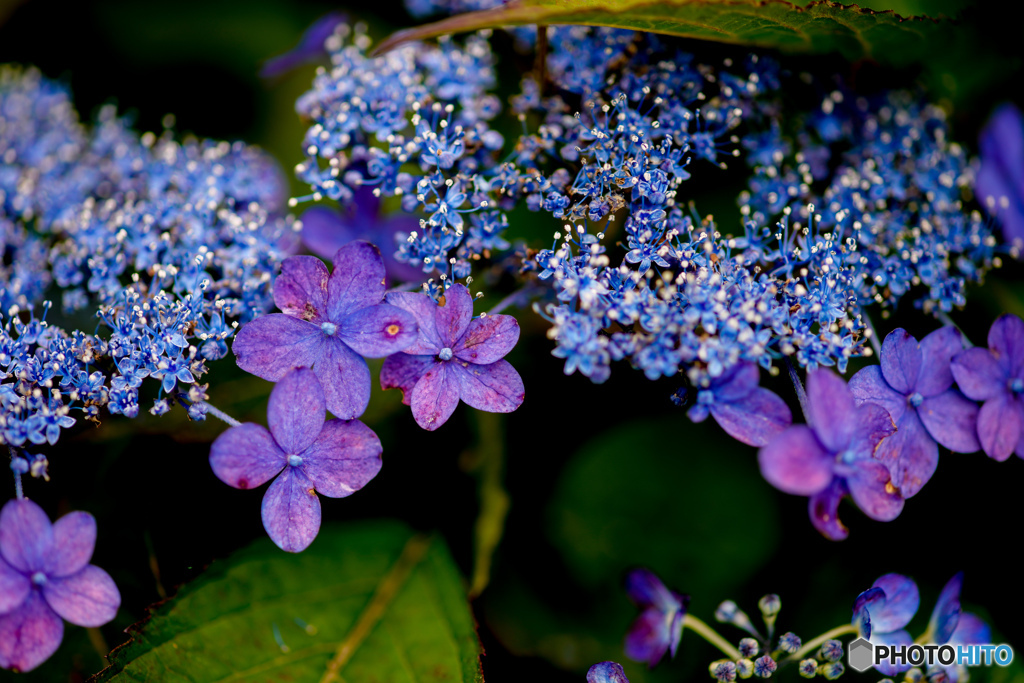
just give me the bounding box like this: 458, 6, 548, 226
373, 0, 957, 65
94, 520, 483, 683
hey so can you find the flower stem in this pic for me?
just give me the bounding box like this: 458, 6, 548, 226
861, 311, 883, 357
199, 402, 242, 427
684, 614, 744, 661
783, 623, 858, 664
785, 358, 811, 426
9, 446, 23, 499
487, 284, 541, 316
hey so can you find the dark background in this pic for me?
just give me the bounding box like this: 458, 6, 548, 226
1, 0, 1023, 681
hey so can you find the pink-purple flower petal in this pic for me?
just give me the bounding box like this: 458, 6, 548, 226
624, 606, 671, 668
0, 559, 29, 614
929, 572, 963, 644
871, 629, 914, 676
453, 360, 525, 414
42, 565, 120, 628
880, 329, 922, 395
0, 591, 63, 673
809, 479, 848, 541
950, 347, 1006, 401
917, 326, 964, 396
625, 568, 678, 612
918, 391, 980, 453
869, 573, 920, 633
845, 460, 904, 522
434, 284, 474, 348
267, 367, 326, 455
758, 425, 833, 496
977, 104, 1024, 243
261, 467, 322, 553
976, 393, 1021, 460
710, 362, 760, 402
43, 512, 96, 579
709, 387, 792, 447
313, 339, 372, 420
339, 304, 418, 357
453, 314, 520, 364
849, 365, 907, 425
987, 314, 1024, 376
384, 292, 444, 354
874, 411, 936, 498
847, 402, 897, 461
273, 255, 330, 323
326, 241, 387, 321
381, 354, 437, 406
299, 206, 359, 262
209, 423, 285, 490
0, 499, 53, 574
300, 419, 383, 498
410, 363, 461, 430
232, 314, 323, 381
805, 370, 856, 452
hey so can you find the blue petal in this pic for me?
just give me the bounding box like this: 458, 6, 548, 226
869, 574, 920, 633
852, 586, 885, 638
929, 572, 963, 644
260, 12, 347, 78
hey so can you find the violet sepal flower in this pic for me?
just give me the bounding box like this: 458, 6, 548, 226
623, 568, 689, 668
232, 241, 418, 419
209, 367, 383, 552
380, 284, 524, 430
851, 573, 918, 675
301, 187, 423, 283
687, 362, 792, 447
849, 327, 979, 497
951, 314, 1024, 460
261, 12, 347, 78
758, 369, 902, 540
976, 104, 1024, 244
0, 499, 120, 673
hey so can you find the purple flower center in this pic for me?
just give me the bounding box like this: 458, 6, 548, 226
320, 322, 338, 336
287, 454, 304, 467
909, 392, 924, 407
438, 347, 453, 361
1010, 378, 1024, 394
31, 571, 47, 586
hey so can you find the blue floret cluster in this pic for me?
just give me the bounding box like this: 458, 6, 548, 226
0, 66, 296, 448
293, 16, 1004, 395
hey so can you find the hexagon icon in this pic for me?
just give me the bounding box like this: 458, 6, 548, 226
848, 637, 874, 672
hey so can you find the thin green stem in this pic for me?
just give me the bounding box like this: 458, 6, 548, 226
784, 623, 858, 664
785, 358, 811, 425
685, 614, 744, 661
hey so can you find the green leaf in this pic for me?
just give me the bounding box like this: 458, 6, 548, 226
547, 417, 779, 599
373, 0, 957, 65
94, 520, 483, 683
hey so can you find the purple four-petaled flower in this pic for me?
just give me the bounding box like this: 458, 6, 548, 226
686, 362, 792, 447
758, 369, 902, 540
209, 367, 383, 553
380, 284, 525, 430
0, 499, 120, 673
849, 327, 979, 498
951, 314, 1024, 460
300, 186, 423, 283
623, 568, 689, 668
232, 241, 419, 419
853, 572, 964, 676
